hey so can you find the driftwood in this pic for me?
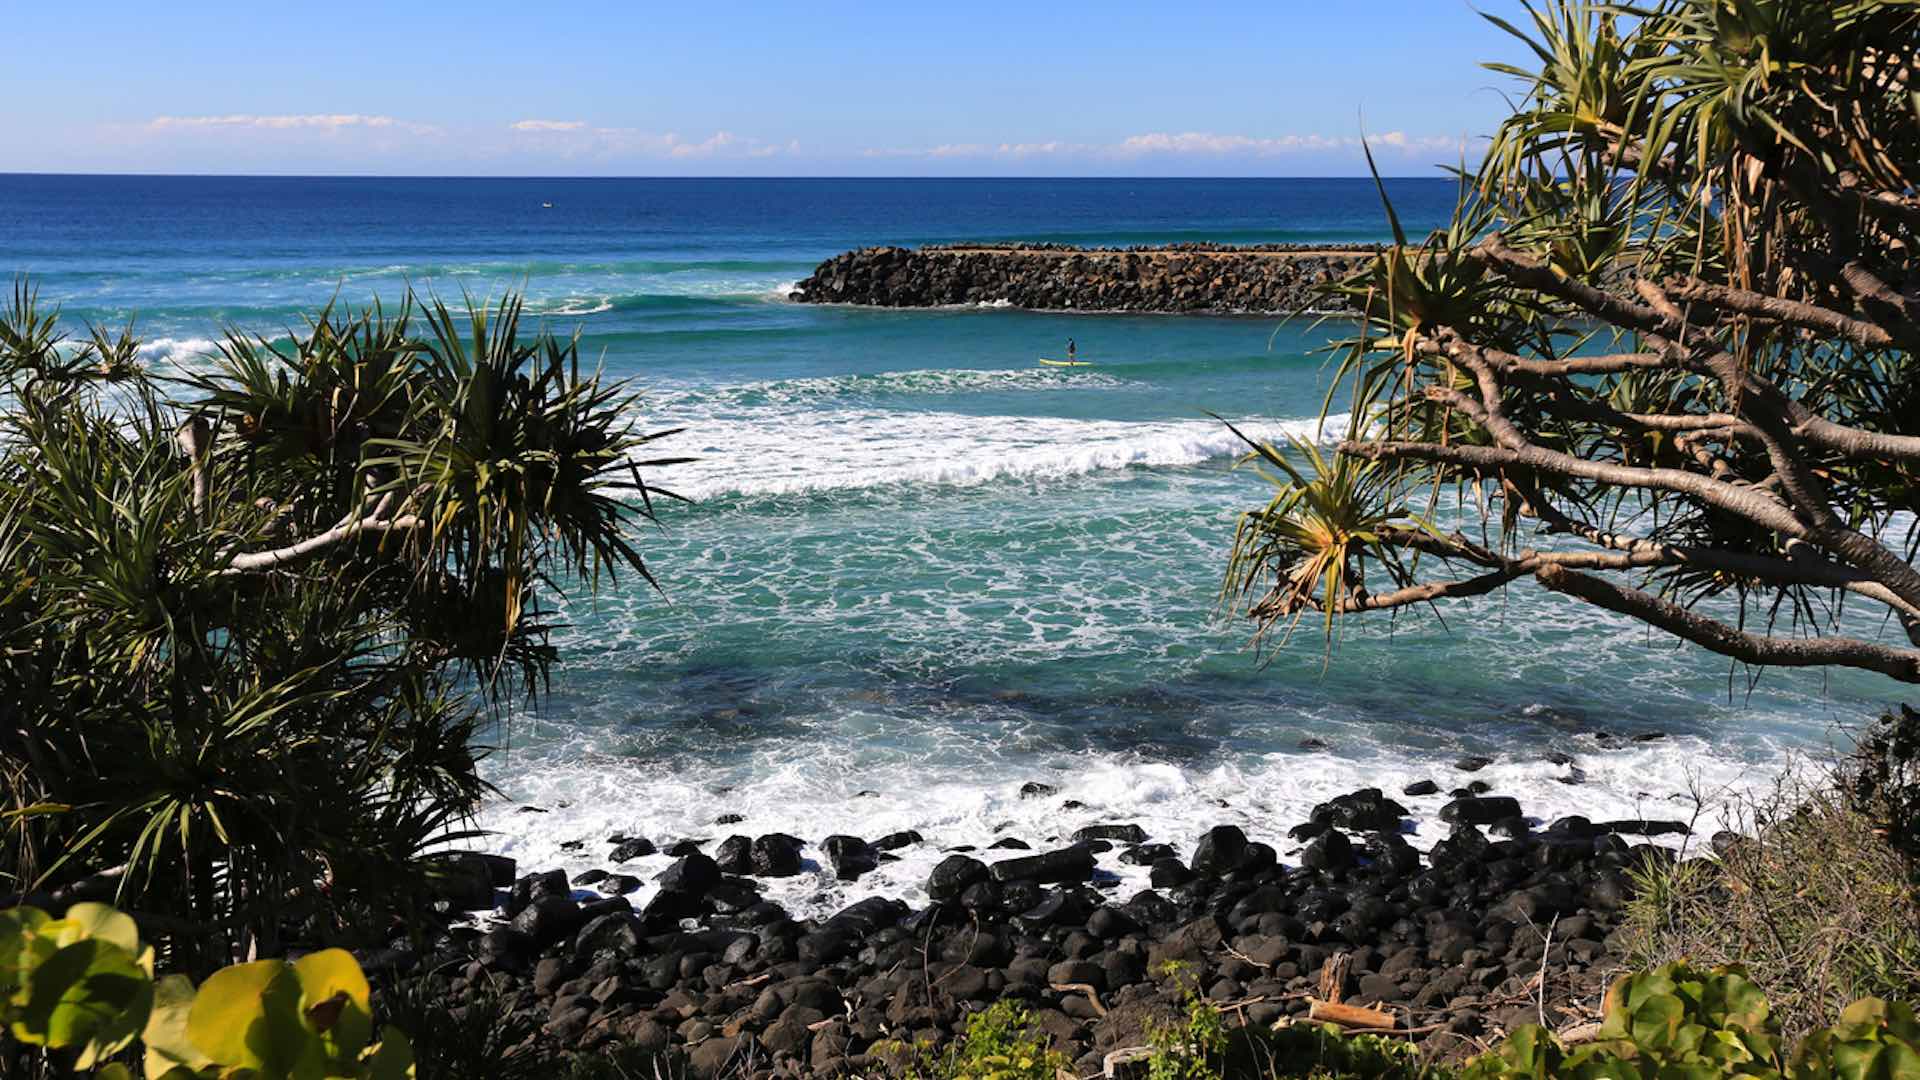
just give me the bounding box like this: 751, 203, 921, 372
1308, 999, 1399, 1030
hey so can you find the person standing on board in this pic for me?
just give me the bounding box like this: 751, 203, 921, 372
1067, 338, 1077, 362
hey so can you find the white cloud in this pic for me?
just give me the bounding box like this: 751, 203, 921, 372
866, 131, 1468, 161
510, 119, 587, 132
146, 114, 441, 137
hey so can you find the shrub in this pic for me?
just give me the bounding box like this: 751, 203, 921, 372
876, 1000, 1069, 1080
0, 900, 412, 1078
1620, 778, 1920, 1039
1146, 965, 1445, 1080
0, 284, 680, 965
1845, 704, 1920, 864
1462, 962, 1920, 1080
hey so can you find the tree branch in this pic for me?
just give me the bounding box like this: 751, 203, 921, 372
1535, 564, 1920, 683
1663, 277, 1895, 350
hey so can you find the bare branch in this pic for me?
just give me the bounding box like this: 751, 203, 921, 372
1535, 564, 1920, 683
1663, 277, 1895, 349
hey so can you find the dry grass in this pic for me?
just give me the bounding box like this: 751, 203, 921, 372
1619, 773, 1920, 1041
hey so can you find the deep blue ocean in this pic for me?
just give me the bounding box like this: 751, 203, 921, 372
3, 175, 1902, 915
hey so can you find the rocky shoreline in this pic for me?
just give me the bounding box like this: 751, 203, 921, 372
412, 770, 1699, 1077
787, 244, 1376, 314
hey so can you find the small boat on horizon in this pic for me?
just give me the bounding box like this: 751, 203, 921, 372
541, 201, 554, 208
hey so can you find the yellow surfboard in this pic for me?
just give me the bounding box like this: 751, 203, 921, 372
1038, 358, 1092, 367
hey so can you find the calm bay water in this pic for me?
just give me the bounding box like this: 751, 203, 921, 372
3, 175, 1901, 916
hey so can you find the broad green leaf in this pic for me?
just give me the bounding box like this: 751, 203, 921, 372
293, 948, 372, 1056
366, 1028, 417, 1080
187, 958, 313, 1075
10, 939, 149, 1053
54, 902, 142, 955
0, 906, 52, 990
144, 973, 214, 1077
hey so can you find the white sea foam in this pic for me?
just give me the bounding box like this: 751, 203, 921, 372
666, 410, 1346, 500
467, 733, 1785, 923
658, 365, 1132, 408
133, 337, 222, 373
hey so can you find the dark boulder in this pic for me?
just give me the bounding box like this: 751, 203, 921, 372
750, 834, 804, 877
656, 852, 721, 896
712, 835, 752, 874
1301, 830, 1355, 871
989, 847, 1095, 885
822, 835, 879, 881
1190, 825, 1250, 875
609, 838, 656, 862
874, 830, 923, 851
1074, 823, 1148, 844
1310, 788, 1409, 832
1440, 796, 1524, 825
927, 854, 989, 901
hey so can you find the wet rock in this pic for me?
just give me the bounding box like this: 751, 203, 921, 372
1190, 825, 1250, 875
874, 830, 923, 851
598, 873, 642, 896
989, 846, 1095, 885
1598, 819, 1689, 837
1310, 788, 1409, 832
1402, 779, 1440, 797
510, 895, 584, 947
750, 834, 804, 877
1440, 796, 1524, 825
823, 835, 879, 881
1455, 756, 1495, 772
927, 855, 989, 901
657, 853, 721, 896
712, 836, 752, 874
1074, 823, 1148, 844
1019, 782, 1059, 799
1149, 858, 1194, 889
1301, 830, 1354, 871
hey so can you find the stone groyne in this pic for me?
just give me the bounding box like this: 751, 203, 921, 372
788, 242, 1378, 314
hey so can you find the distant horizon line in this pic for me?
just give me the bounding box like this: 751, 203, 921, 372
0, 170, 1453, 182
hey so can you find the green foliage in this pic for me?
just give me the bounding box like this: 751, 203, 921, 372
879, 1000, 1069, 1080
1147, 968, 1230, 1080
1141, 964, 1440, 1080
0, 283, 680, 959
1262, 1025, 1436, 1080
381, 975, 546, 1080
1463, 963, 1920, 1080
0, 901, 412, 1078
1221, 0, 1920, 684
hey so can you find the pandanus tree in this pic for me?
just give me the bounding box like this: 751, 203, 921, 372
1227, 0, 1920, 683
0, 284, 684, 964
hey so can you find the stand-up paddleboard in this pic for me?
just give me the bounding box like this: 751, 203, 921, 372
1038, 358, 1092, 367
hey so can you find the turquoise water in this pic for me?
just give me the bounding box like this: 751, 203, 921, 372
3, 175, 1903, 915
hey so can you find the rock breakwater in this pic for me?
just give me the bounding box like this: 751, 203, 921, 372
788, 243, 1377, 314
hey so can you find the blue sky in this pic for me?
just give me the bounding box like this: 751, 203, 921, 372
0, 2, 1538, 177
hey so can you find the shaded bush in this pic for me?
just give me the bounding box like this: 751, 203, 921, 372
1620, 778, 1920, 1040
1846, 704, 1920, 864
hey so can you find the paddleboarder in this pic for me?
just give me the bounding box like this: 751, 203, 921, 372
1067, 338, 1077, 362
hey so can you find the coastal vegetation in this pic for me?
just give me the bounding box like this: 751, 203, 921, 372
0, 284, 681, 964
4, 0, 1920, 1077
1224, 0, 1920, 682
